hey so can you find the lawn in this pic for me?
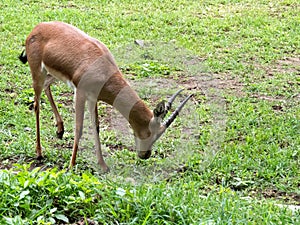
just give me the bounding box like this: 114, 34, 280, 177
0, 0, 299, 224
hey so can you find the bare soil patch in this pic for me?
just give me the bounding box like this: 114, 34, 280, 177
262, 189, 300, 205
0, 155, 52, 171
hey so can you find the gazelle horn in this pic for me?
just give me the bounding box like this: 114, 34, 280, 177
155, 93, 194, 141
163, 94, 194, 128
165, 89, 184, 114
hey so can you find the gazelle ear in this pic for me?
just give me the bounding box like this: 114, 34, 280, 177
153, 101, 166, 118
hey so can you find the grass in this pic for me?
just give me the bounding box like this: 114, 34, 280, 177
0, 0, 300, 224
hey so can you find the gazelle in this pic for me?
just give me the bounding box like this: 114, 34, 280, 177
19, 21, 192, 172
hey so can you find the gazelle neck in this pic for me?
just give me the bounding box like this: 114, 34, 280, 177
99, 72, 153, 140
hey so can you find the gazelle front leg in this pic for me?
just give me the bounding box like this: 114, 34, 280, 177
95, 102, 100, 134
70, 90, 86, 168
88, 100, 109, 172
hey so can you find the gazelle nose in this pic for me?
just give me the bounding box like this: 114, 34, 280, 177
138, 151, 151, 160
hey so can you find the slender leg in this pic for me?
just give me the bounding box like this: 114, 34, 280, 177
44, 81, 64, 139
69, 90, 85, 168
32, 73, 46, 159
88, 100, 109, 172
34, 92, 42, 159
95, 102, 99, 134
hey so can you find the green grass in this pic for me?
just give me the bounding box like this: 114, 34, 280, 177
0, 0, 300, 224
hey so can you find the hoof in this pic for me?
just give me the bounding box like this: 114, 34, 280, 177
56, 130, 64, 139
102, 165, 110, 173
36, 155, 44, 160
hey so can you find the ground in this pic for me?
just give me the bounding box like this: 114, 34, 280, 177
0, 1, 299, 223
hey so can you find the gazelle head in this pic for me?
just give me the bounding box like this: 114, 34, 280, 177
135, 90, 193, 159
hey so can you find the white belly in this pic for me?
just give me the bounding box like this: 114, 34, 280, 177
41, 61, 75, 90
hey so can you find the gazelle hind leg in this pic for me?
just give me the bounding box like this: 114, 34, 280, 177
31, 70, 47, 159
88, 99, 109, 172
44, 75, 64, 139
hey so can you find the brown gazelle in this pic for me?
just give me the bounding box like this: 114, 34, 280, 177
19, 21, 192, 172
